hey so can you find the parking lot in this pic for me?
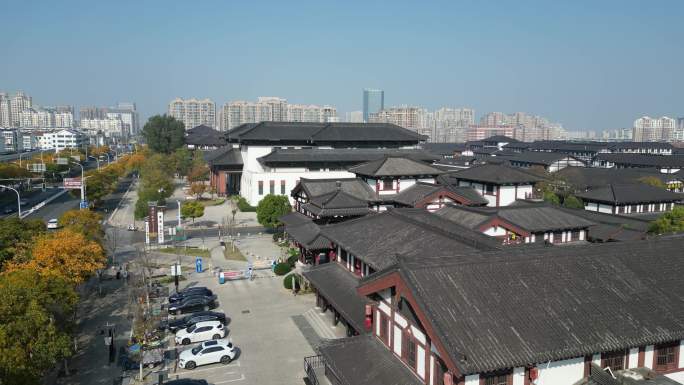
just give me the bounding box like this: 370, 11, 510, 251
161, 267, 317, 385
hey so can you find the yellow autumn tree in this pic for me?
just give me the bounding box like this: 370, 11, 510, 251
6, 229, 106, 286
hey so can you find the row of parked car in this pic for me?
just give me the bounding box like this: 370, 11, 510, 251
163, 286, 237, 371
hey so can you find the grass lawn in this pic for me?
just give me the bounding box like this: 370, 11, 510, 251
223, 242, 247, 261
157, 247, 211, 258
198, 198, 226, 207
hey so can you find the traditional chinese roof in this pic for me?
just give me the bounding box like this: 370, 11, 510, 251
348, 156, 444, 178
318, 335, 423, 385
302, 189, 372, 218
302, 263, 370, 333
508, 152, 584, 166
185, 124, 226, 146
226, 122, 426, 144
554, 206, 651, 242
392, 183, 487, 207
258, 148, 439, 167
439, 163, 543, 185
282, 218, 329, 250
594, 153, 684, 168
203, 146, 243, 167
435, 203, 595, 233
360, 236, 684, 375
292, 178, 378, 202
576, 183, 683, 205
483, 135, 518, 143
556, 167, 679, 190
422, 142, 467, 156
319, 209, 500, 271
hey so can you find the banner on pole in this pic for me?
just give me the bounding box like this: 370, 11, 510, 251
63, 178, 83, 189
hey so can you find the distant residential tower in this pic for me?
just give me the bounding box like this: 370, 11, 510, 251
362, 89, 384, 123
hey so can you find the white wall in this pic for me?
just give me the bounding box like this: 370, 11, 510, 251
512, 367, 526, 385
242, 168, 355, 206
644, 345, 654, 369
535, 357, 584, 385
500, 186, 518, 206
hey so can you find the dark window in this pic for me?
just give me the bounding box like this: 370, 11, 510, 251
258, 181, 263, 195
404, 334, 417, 369
203, 346, 223, 354
601, 350, 626, 371
269, 180, 275, 195
433, 360, 446, 385
378, 313, 388, 344
655, 342, 679, 371
571, 230, 580, 241
485, 184, 495, 194
195, 326, 211, 333
618, 206, 625, 214
553, 231, 563, 243
280, 180, 286, 195
630, 204, 638, 212
382, 179, 393, 190
482, 373, 509, 385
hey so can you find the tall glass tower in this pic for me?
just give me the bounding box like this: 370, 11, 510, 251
363, 89, 384, 123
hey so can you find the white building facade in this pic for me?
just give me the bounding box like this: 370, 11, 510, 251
169, 97, 216, 130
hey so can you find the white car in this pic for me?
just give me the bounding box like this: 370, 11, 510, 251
178, 340, 237, 370
47, 219, 59, 229
174, 320, 226, 345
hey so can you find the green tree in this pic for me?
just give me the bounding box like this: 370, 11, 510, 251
648, 206, 684, 234
0, 269, 77, 385
172, 147, 193, 178
142, 114, 185, 154
256, 194, 292, 229
0, 218, 45, 270
562, 195, 584, 209
542, 190, 560, 205
181, 200, 205, 223
134, 153, 175, 219
637, 176, 666, 189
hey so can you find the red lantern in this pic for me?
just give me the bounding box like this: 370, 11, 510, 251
364, 317, 372, 330
529, 367, 539, 381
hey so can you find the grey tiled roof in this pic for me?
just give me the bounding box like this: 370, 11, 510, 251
371, 236, 684, 374
226, 122, 426, 144
319, 209, 500, 271
440, 163, 543, 185
282, 217, 330, 250
594, 153, 684, 168
318, 335, 423, 385
392, 183, 487, 206
292, 178, 378, 202
576, 183, 683, 204
204, 146, 243, 166
508, 151, 583, 166
348, 156, 444, 177
302, 263, 369, 333
302, 189, 372, 218
435, 203, 595, 232
185, 124, 225, 146
556, 167, 679, 190
555, 206, 651, 242
421, 142, 467, 156
259, 148, 439, 166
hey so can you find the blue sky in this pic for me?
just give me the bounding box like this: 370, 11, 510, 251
1, 0, 682, 131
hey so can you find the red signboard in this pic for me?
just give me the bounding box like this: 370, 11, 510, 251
63, 178, 82, 189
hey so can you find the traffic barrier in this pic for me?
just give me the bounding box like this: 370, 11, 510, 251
250, 259, 276, 270
218, 268, 252, 284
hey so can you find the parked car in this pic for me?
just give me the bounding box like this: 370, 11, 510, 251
47, 218, 59, 229
168, 295, 217, 315
127, 224, 137, 231
174, 321, 226, 345
3, 206, 15, 214
169, 287, 213, 303
178, 340, 236, 370
165, 311, 227, 333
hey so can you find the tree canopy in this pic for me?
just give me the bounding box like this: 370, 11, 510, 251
256, 195, 292, 229
134, 153, 175, 219
0, 218, 45, 269
648, 206, 684, 234
142, 114, 185, 154
562, 195, 584, 209
59, 209, 105, 245
181, 200, 205, 222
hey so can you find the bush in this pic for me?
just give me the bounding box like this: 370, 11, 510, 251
287, 254, 299, 267
236, 196, 256, 212
273, 262, 292, 276
283, 273, 303, 290
272, 231, 284, 242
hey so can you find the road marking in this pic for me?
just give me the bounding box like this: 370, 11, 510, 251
214, 374, 246, 384
178, 364, 240, 374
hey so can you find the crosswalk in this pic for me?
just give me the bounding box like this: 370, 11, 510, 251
302, 308, 340, 340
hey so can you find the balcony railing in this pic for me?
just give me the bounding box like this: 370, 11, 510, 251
304, 355, 343, 385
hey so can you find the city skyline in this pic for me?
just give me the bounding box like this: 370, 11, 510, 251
1, 1, 682, 132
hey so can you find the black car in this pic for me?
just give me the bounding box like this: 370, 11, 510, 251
169, 287, 213, 303
168, 295, 217, 315
165, 311, 227, 332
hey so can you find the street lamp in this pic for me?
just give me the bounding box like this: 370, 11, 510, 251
89, 155, 100, 170
0, 184, 21, 218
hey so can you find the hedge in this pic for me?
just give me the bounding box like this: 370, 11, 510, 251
236, 196, 256, 212
273, 262, 292, 276
283, 273, 304, 290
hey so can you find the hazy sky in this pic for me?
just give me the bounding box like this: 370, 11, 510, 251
1, 0, 682, 131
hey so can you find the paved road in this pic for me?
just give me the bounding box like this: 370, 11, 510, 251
0, 148, 55, 163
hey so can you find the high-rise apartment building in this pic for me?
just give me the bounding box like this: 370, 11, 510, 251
0, 93, 11, 127
478, 111, 563, 142
363, 89, 384, 122
80, 118, 126, 137
220, 97, 337, 130
346, 111, 364, 123
369, 106, 428, 136
432, 107, 474, 142
168, 97, 216, 130
632, 116, 676, 142
80, 102, 138, 134
10, 91, 32, 127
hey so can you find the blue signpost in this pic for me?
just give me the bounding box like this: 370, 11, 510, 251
80, 200, 88, 209
195, 257, 202, 273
